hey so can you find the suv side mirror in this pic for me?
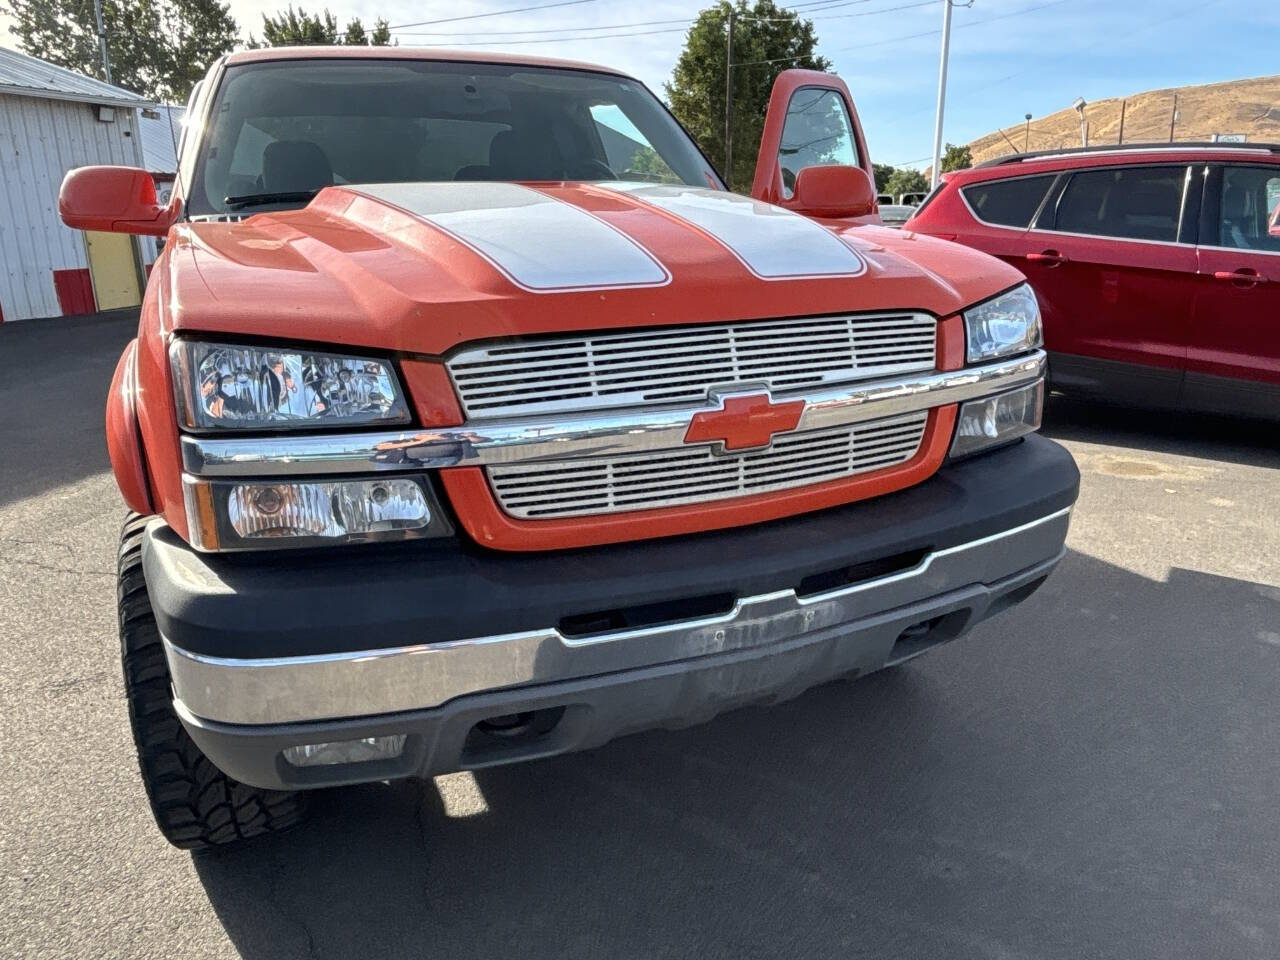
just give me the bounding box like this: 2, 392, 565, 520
59, 166, 175, 236
782, 165, 876, 220
1270, 204, 1280, 238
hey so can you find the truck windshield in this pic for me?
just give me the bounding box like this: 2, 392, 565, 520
187, 58, 719, 216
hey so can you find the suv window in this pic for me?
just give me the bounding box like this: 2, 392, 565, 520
1215, 165, 1280, 252
961, 175, 1056, 227
189, 59, 718, 216
1053, 165, 1187, 242
778, 87, 859, 199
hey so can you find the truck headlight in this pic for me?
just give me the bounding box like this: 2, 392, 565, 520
171, 340, 410, 432
949, 381, 1044, 459
963, 283, 1042, 363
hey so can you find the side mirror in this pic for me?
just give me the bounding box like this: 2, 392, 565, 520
781, 165, 876, 220
59, 166, 175, 236
1270, 204, 1280, 238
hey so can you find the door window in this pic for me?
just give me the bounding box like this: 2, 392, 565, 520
777, 88, 858, 199
961, 175, 1056, 227
1054, 166, 1188, 242
1214, 166, 1280, 252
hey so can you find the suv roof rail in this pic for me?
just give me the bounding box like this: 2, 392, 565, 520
974, 141, 1280, 168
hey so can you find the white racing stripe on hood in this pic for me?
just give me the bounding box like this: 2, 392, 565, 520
350, 182, 669, 292
599, 182, 865, 280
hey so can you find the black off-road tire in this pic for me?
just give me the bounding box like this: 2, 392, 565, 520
118, 513, 307, 849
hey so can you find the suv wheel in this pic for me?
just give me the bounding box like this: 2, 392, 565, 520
118, 514, 307, 849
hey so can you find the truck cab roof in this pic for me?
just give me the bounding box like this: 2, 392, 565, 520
222, 45, 630, 81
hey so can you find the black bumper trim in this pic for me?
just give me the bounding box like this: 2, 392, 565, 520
144, 434, 1079, 660
178, 554, 1060, 791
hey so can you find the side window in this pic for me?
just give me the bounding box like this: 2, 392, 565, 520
589, 104, 680, 183
961, 175, 1055, 227
778, 88, 859, 199
1215, 166, 1280, 252
1054, 165, 1187, 242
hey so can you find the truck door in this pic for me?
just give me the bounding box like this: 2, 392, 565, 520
751, 70, 877, 225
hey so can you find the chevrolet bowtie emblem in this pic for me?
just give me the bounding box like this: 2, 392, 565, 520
684, 393, 805, 452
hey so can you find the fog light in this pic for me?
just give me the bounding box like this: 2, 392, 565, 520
183, 475, 449, 550
229, 478, 429, 539
950, 380, 1044, 459
283, 734, 407, 768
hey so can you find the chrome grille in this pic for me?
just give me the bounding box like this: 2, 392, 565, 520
448, 313, 937, 419
487, 411, 929, 519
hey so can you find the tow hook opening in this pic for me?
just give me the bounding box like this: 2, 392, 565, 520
461, 706, 569, 768
886, 609, 971, 665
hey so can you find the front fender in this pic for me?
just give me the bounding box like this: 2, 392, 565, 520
106, 339, 154, 515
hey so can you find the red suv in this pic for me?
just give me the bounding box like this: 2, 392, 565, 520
906, 144, 1280, 420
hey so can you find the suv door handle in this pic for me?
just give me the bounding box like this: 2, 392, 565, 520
1213, 269, 1268, 286
1026, 250, 1067, 266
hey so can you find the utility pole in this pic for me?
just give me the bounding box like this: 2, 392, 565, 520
1117, 99, 1126, 144
1024, 113, 1032, 151
92, 0, 112, 83
1072, 97, 1087, 147
724, 9, 735, 191
1168, 93, 1178, 142
928, 0, 954, 190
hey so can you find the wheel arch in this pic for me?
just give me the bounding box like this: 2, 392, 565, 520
106, 339, 155, 515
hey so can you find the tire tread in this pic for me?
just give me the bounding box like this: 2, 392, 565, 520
118, 513, 306, 849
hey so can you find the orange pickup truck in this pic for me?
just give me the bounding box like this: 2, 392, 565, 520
62, 48, 1077, 849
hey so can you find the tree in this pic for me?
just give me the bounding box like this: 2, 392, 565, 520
872, 162, 897, 193
164, 0, 239, 99
253, 7, 393, 46
883, 167, 928, 198
342, 16, 365, 45
369, 17, 391, 45
255, 5, 338, 45
2, 0, 237, 101
627, 146, 679, 183
941, 142, 972, 173
666, 1, 829, 192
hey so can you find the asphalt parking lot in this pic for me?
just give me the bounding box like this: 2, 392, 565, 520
2, 312, 1278, 960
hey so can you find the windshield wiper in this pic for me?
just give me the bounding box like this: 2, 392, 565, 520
224, 190, 319, 210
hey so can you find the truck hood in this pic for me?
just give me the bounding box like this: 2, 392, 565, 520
162, 181, 1023, 355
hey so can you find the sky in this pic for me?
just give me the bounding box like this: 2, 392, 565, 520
3, 0, 1278, 169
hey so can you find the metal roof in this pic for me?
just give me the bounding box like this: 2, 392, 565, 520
139, 103, 185, 174
0, 45, 153, 109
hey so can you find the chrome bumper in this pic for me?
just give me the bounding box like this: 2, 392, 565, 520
164, 507, 1071, 727
179, 350, 1047, 477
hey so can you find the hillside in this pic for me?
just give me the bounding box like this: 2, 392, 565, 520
967, 75, 1280, 165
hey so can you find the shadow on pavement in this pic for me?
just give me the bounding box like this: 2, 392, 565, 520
1042, 396, 1280, 470
193, 550, 1280, 960
0, 311, 138, 507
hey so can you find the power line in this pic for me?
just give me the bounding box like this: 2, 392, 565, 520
397, 25, 690, 46
732, 0, 1078, 70
393, 16, 691, 37
831, 0, 1076, 53
387, 0, 605, 32
391, 0, 931, 39
743, 0, 901, 17
874, 0, 1227, 139
739, 0, 936, 25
